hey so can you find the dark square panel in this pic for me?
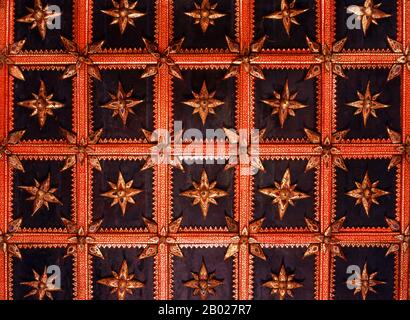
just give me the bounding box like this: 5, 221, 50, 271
253, 247, 315, 300
91, 69, 154, 140
335, 0, 397, 50
13, 70, 73, 141
253, 159, 316, 228
13, 247, 74, 300
254, 0, 317, 49
14, 0, 74, 51
335, 159, 397, 228
173, 69, 236, 136
334, 247, 394, 300
336, 68, 401, 140
254, 69, 317, 140
172, 163, 234, 228
12, 159, 73, 229
92, 159, 153, 229
92, 0, 155, 49
172, 0, 236, 49
173, 247, 233, 300
92, 247, 154, 300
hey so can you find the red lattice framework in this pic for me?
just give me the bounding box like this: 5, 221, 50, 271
0, 0, 409, 300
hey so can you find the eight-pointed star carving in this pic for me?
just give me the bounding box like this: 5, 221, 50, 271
263, 264, 303, 300
19, 173, 62, 216
17, 0, 62, 40
21, 267, 61, 300
97, 260, 144, 300
262, 79, 307, 128
101, 0, 146, 34
184, 259, 223, 300
345, 262, 385, 300
100, 82, 143, 126
346, 171, 389, 216
264, 0, 308, 36
346, 81, 389, 128
180, 170, 228, 219
347, 0, 391, 36
101, 171, 143, 216
17, 80, 64, 129
259, 168, 309, 220
185, 0, 226, 33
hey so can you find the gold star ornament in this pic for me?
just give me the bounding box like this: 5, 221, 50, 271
19, 174, 62, 215
224, 36, 266, 80
304, 217, 346, 260
346, 262, 385, 300
259, 168, 309, 220
305, 37, 348, 79
17, 0, 62, 40
21, 268, 61, 300
347, 0, 391, 36
100, 82, 143, 126
138, 217, 184, 259
183, 81, 224, 125
185, 0, 226, 33
346, 171, 389, 216
346, 81, 389, 127
184, 259, 223, 300
101, 0, 146, 34
224, 218, 267, 261
180, 170, 228, 219
264, 0, 308, 36
101, 172, 143, 216
18, 80, 64, 129
263, 264, 303, 300
62, 218, 104, 259
262, 79, 307, 128
97, 260, 144, 300
141, 38, 184, 79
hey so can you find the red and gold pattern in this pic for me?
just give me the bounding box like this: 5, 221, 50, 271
0, 0, 409, 301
